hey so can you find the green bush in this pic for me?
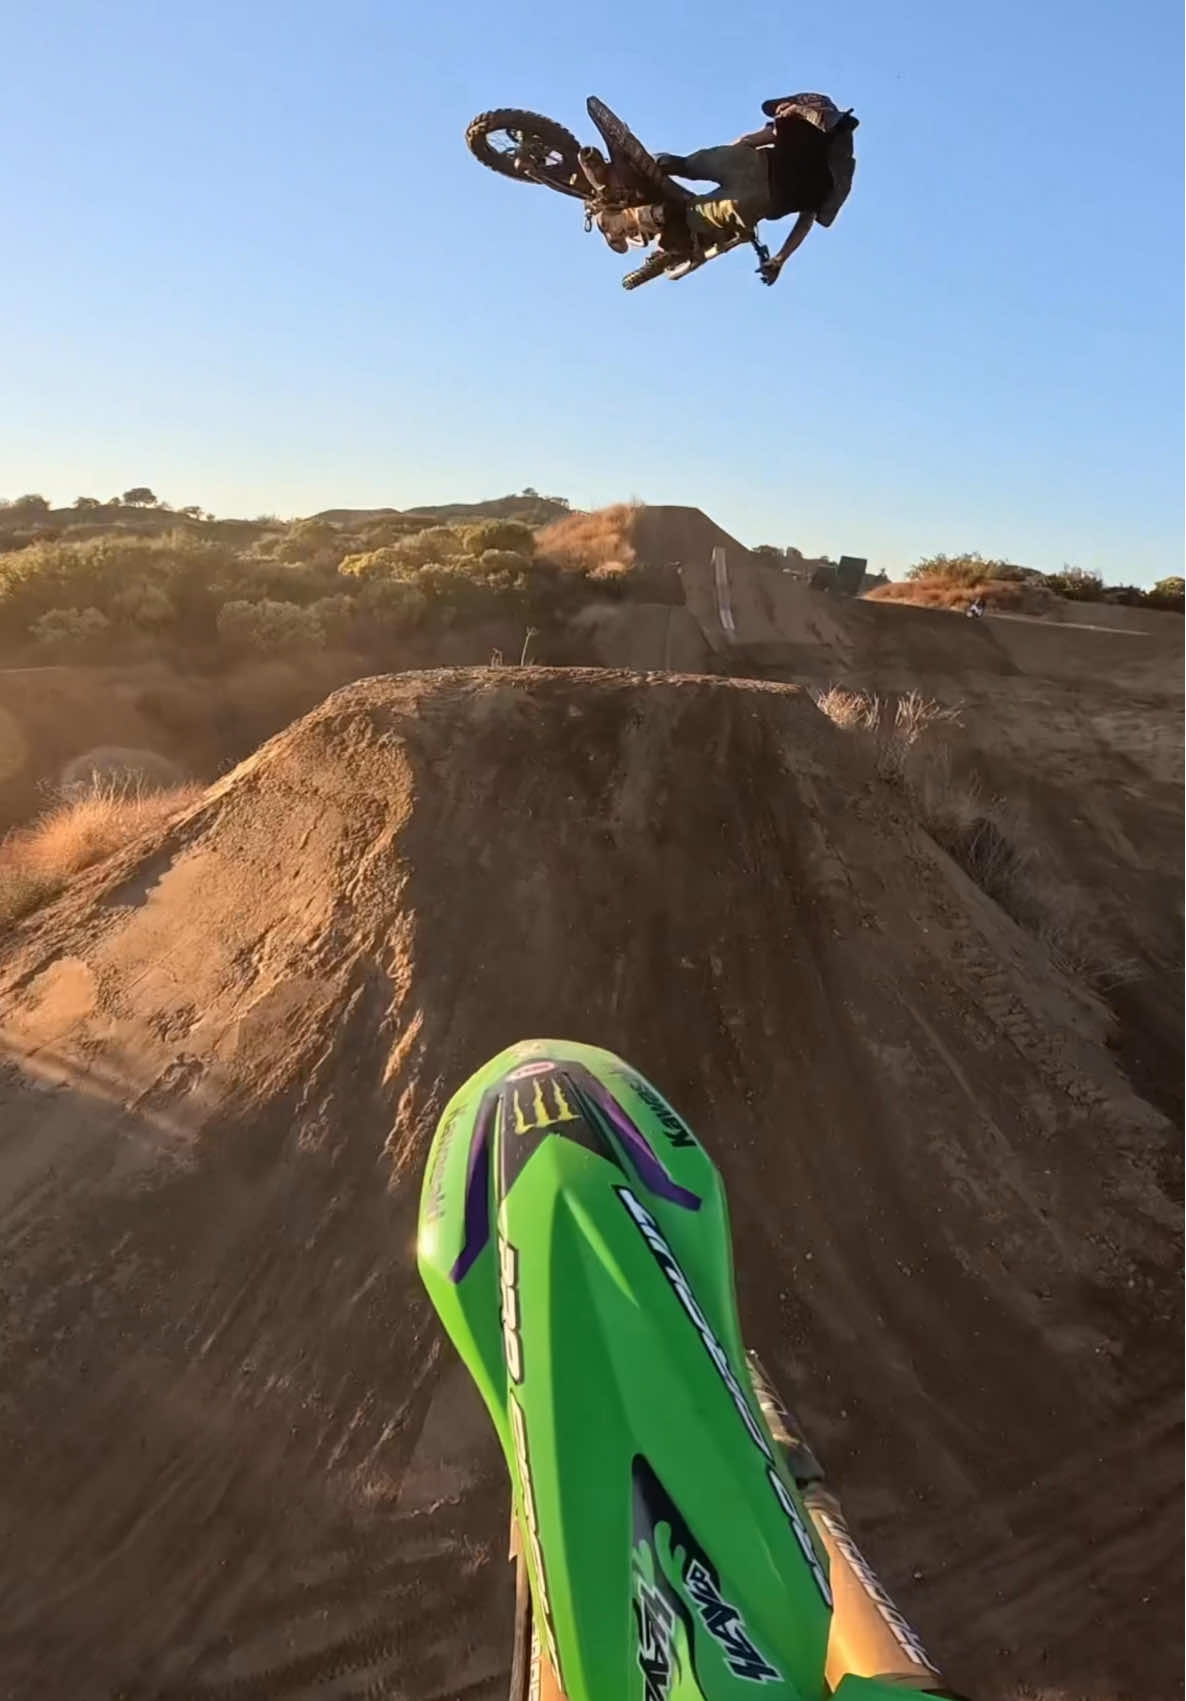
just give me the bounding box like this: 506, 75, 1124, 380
339, 545, 406, 581
110, 580, 176, 628
271, 518, 349, 570
357, 577, 428, 631
359, 515, 427, 549
234, 558, 334, 604
0, 531, 239, 638
1148, 576, 1185, 613
30, 606, 111, 648
1042, 566, 1104, 602
307, 593, 361, 644
475, 547, 532, 581
460, 519, 535, 558
216, 598, 325, 652
412, 561, 506, 622
389, 525, 467, 570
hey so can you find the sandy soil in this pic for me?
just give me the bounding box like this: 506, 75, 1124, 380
646, 510, 1182, 1127
0, 669, 1179, 1700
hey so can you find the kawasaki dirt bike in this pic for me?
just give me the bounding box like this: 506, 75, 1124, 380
465, 97, 771, 291
418, 1040, 965, 1701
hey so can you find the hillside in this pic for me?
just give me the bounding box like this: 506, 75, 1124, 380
0, 669, 1179, 1699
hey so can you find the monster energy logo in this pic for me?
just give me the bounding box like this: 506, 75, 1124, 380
509, 1073, 579, 1135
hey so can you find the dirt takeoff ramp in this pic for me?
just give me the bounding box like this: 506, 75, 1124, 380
0, 669, 1178, 1701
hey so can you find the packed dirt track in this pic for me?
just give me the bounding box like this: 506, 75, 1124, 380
0, 669, 1181, 1700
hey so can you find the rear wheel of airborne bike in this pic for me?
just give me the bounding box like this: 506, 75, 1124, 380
466, 109, 587, 199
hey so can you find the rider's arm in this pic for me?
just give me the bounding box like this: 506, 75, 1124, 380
775, 210, 815, 262
761, 211, 816, 283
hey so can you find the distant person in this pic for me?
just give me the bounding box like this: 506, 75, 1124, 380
600, 94, 857, 286
966, 596, 987, 619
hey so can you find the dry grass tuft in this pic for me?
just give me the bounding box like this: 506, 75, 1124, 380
914, 757, 1140, 991
0, 781, 202, 927
814, 691, 1137, 992
893, 689, 964, 745
814, 687, 962, 780
535, 503, 640, 576
814, 686, 882, 732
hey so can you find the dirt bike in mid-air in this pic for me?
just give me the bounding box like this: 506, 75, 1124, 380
419, 1038, 970, 1700
466, 97, 771, 291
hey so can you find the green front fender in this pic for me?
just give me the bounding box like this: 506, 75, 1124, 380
418, 1039, 834, 1700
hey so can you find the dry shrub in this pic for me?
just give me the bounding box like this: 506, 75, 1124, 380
814, 687, 962, 779
536, 503, 640, 576
893, 689, 964, 746
866, 578, 1057, 616
59, 744, 184, 801
814, 686, 881, 732
913, 755, 1139, 991
815, 691, 1135, 992
0, 781, 202, 927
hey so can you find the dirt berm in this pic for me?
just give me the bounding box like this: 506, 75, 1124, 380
0, 670, 1179, 1701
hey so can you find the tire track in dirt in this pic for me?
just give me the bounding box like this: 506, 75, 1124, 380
0, 670, 1178, 1700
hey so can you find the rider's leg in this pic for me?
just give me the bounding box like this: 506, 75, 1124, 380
676, 142, 759, 183
682, 143, 772, 241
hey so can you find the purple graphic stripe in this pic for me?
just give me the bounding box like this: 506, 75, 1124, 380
449, 1091, 496, 1283
574, 1070, 700, 1211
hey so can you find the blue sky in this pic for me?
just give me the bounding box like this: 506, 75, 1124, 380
2, 0, 1181, 581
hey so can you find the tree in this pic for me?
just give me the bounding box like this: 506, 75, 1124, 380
10, 494, 50, 516
177, 505, 204, 520
750, 545, 784, 565
1148, 576, 1184, 613
72, 496, 102, 510
122, 487, 158, 507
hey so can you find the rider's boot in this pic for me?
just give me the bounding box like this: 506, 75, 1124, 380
597, 203, 668, 250
598, 202, 691, 253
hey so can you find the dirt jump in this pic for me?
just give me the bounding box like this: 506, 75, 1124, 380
0, 669, 1179, 1700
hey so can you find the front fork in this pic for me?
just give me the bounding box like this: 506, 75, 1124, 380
508, 1349, 958, 1700
747, 1352, 956, 1696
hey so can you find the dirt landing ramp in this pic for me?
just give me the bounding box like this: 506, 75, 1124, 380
0, 670, 1178, 1701
633, 504, 854, 667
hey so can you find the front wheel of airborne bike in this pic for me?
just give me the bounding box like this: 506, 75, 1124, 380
466, 110, 587, 199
